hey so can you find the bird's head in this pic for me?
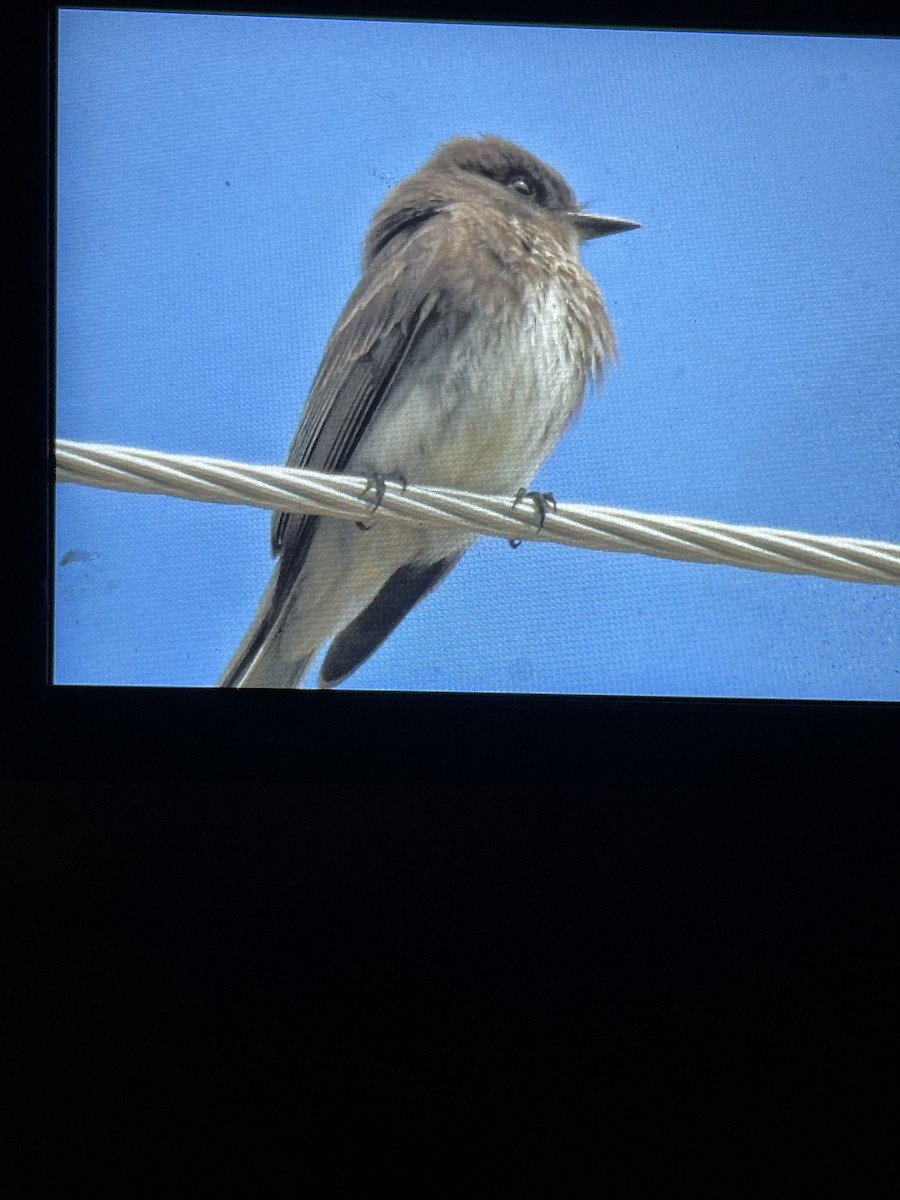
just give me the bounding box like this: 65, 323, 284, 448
365, 134, 639, 263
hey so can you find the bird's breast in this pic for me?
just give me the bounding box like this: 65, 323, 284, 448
353, 276, 593, 495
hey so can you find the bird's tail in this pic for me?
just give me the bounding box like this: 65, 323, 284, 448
218, 636, 316, 689
218, 575, 318, 689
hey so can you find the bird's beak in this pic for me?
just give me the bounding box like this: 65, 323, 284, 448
568, 211, 641, 240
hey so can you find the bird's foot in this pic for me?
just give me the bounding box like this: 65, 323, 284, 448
508, 488, 557, 549
356, 471, 408, 531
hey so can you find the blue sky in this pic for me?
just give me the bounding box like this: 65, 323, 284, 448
55, 10, 899, 697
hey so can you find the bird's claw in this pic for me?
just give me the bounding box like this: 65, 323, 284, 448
356, 471, 408, 531
508, 488, 557, 548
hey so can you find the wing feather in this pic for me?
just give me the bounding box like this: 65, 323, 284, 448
268, 210, 467, 614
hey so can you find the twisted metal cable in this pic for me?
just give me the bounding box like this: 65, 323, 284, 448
55, 439, 900, 586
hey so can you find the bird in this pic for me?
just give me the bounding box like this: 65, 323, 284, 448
218, 134, 639, 688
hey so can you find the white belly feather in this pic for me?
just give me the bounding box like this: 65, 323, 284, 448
351, 278, 588, 495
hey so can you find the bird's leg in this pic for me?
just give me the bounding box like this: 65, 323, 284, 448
508, 488, 557, 549
356, 471, 408, 531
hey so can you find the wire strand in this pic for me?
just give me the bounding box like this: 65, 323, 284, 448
54, 439, 900, 586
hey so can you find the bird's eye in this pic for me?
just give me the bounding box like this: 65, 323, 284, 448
507, 176, 534, 198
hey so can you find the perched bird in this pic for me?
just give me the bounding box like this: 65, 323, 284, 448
219, 134, 638, 688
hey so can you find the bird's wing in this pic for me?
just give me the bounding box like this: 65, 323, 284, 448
268, 210, 469, 614
218, 211, 471, 689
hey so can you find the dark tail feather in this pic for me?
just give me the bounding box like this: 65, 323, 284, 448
318, 552, 462, 688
